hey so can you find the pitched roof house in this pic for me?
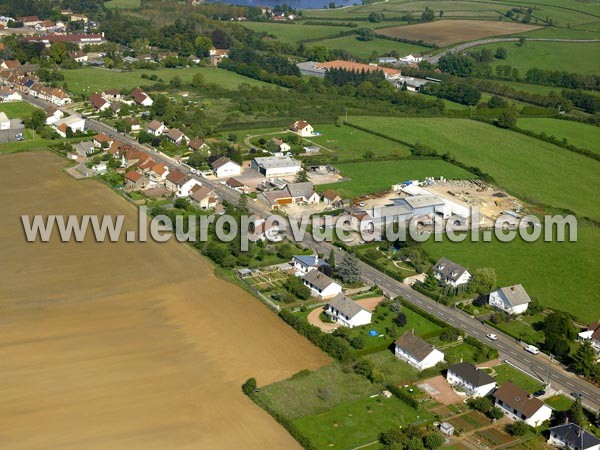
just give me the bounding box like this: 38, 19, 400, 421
225, 177, 249, 193
124, 170, 149, 190
166, 128, 189, 145
289, 119, 314, 137
130, 87, 153, 106
188, 137, 209, 152
394, 332, 445, 371
165, 169, 189, 193
190, 186, 218, 210
302, 270, 342, 299
316, 60, 402, 80
89, 93, 109, 111
322, 189, 342, 206
291, 254, 321, 275
146, 120, 166, 136
578, 323, 600, 351
324, 294, 371, 328
258, 182, 319, 210
548, 424, 600, 450
489, 285, 532, 315
446, 362, 497, 398
433, 258, 472, 288
493, 383, 552, 427
211, 157, 241, 178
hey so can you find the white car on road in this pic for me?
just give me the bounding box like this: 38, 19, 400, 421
486, 333, 498, 340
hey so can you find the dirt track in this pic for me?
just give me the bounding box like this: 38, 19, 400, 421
0, 152, 329, 450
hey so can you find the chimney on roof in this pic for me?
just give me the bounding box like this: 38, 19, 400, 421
314, 254, 318, 265
527, 394, 533, 399
511, 286, 515, 292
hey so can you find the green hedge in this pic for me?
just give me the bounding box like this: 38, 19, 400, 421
387, 384, 419, 409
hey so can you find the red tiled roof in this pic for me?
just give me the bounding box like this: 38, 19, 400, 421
125, 171, 142, 182
316, 60, 401, 77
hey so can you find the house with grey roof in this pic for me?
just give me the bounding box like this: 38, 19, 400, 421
302, 270, 342, 300
489, 284, 532, 315
433, 258, 472, 288
324, 294, 371, 328
446, 362, 496, 397
73, 140, 96, 157
548, 423, 600, 450
394, 332, 445, 371
292, 254, 321, 275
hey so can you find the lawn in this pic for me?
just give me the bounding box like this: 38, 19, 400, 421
0, 102, 38, 119
493, 363, 545, 393
61, 67, 271, 95
342, 302, 445, 353
240, 22, 345, 44
494, 318, 545, 346
294, 394, 433, 450
318, 159, 473, 198
104, 0, 141, 8
475, 41, 600, 75
309, 35, 429, 60
347, 116, 600, 221
366, 351, 420, 385
545, 394, 573, 411
257, 362, 378, 419
517, 118, 600, 154
421, 226, 600, 321
308, 123, 412, 160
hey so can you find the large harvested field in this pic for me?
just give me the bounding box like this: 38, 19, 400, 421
318, 159, 473, 198
0, 151, 329, 450
62, 67, 270, 95
376, 20, 541, 47
346, 117, 600, 221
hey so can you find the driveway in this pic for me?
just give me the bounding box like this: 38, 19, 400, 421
418, 375, 463, 405
307, 306, 339, 333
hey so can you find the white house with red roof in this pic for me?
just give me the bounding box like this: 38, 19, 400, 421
289, 119, 314, 137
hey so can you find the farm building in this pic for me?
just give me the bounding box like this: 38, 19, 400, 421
324, 294, 371, 328
493, 383, 552, 427
394, 332, 445, 371
251, 155, 301, 177
489, 285, 531, 315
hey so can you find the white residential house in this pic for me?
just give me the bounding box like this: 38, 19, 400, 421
289, 119, 314, 137
166, 128, 189, 146
324, 294, 372, 328
446, 362, 497, 398
433, 258, 472, 287
165, 170, 189, 194
292, 254, 321, 275
0, 88, 22, 102
302, 270, 342, 299
489, 285, 532, 315
394, 332, 445, 371
178, 178, 202, 198
53, 114, 85, 137
147, 120, 166, 136
399, 54, 423, 64
493, 383, 552, 427
45, 106, 64, 125
189, 186, 218, 210
249, 219, 281, 242
147, 163, 169, 183
578, 322, 600, 351
0, 112, 10, 130
211, 157, 242, 178
270, 137, 291, 153
548, 424, 600, 450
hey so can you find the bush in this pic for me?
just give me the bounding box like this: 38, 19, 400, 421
440, 329, 459, 342
506, 421, 530, 436
242, 377, 257, 395
387, 384, 419, 409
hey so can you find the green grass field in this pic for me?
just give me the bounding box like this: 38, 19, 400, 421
240, 22, 346, 44
309, 34, 429, 60
104, 0, 140, 9
318, 159, 473, 198
476, 41, 600, 75
0, 102, 38, 119
545, 394, 574, 411
294, 394, 432, 449
346, 116, 600, 220
421, 226, 600, 321
308, 124, 412, 160
517, 118, 600, 154
493, 364, 545, 393
61, 67, 271, 95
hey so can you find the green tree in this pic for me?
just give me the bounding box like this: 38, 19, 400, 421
357, 28, 375, 41
368, 12, 384, 22
26, 109, 47, 131
328, 249, 336, 269
241, 377, 257, 395
336, 253, 361, 283
191, 72, 205, 89
295, 170, 309, 183
421, 7, 435, 22
470, 268, 496, 294
495, 47, 508, 59
568, 397, 585, 426
496, 110, 517, 129
363, 149, 375, 159
506, 421, 529, 436
423, 433, 444, 450
572, 341, 598, 378
518, 36, 526, 46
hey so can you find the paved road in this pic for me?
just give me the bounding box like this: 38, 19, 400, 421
23, 95, 600, 412
425, 37, 600, 63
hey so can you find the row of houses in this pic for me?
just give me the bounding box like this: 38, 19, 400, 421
0, 60, 71, 106
23, 32, 106, 48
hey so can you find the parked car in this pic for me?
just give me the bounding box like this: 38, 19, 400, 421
534, 390, 546, 397
486, 333, 498, 340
